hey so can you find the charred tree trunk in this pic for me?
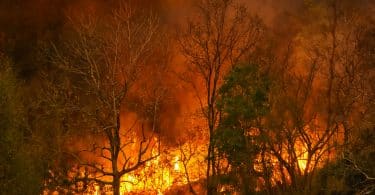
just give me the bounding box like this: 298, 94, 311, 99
178, 1, 262, 194
112, 174, 121, 195
207, 110, 216, 195
111, 133, 121, 195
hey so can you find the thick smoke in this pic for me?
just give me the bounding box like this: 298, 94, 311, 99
1, 0, 373, 144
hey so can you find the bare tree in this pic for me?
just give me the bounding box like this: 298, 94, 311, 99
262, 1, 374, 193
178, 0, 263, 193
46, 2, 167, 194
176, 122, 207, 195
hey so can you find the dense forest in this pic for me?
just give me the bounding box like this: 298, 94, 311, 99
0, 0, 374, 194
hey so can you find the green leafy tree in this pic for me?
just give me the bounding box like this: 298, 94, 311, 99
214, 63, 270, 194
0, 56, 44, 195
178, 0, 263, 192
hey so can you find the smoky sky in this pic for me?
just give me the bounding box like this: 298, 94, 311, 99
0, 0, 373, 144
2, 0, 372, 79
0, 0, 304, 78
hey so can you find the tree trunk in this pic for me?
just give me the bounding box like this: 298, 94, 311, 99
113, 174, 121, 195
207, 137, 214, 195
112, 134, 121, 195
207, 110, 217, 195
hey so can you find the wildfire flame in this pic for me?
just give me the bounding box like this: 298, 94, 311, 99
46, 132, 327, 195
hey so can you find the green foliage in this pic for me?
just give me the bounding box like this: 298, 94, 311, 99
0, 57, 44, 195
217, 63, 270, 119
214, 63, 271, 192
215, 63, 270, 164
311, 127, 375, 194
